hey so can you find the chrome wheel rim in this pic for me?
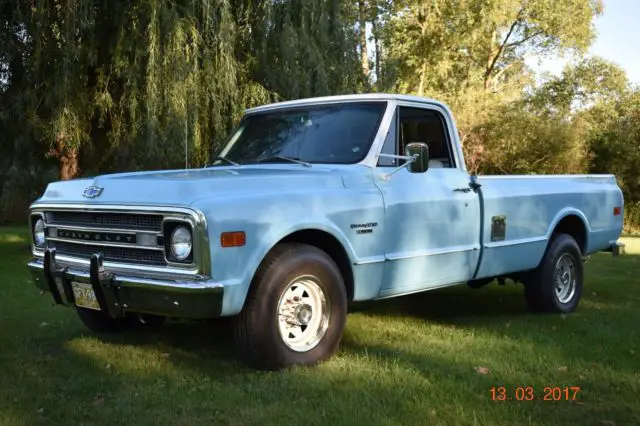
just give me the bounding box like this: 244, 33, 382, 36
554, 253, 576, 304
277, 276, 330, 352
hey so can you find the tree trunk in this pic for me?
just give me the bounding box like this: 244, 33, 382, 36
416, 15, 429, 96
59, 147, 80, 180
417, 60, 427, 96
52, 133, 80, 180
358, 0, 369, 78
372, 16, 380, 79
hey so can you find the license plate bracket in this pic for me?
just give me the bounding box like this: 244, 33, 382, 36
71, 282, 101, 311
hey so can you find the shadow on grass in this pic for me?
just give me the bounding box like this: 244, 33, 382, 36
3, 313, 637, 426
350, 283, 529, 322
2, 231, 639, 425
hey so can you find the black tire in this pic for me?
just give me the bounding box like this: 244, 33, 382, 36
523, 233, 584, 313
233, 243, 347, 370
76, 308, 133, 333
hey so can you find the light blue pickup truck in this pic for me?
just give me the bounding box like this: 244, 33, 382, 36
27, 94, 625, 370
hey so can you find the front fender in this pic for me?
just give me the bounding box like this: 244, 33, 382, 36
196, 189, 385, 315
247, 220, 359, 274
233, 220, 358, 311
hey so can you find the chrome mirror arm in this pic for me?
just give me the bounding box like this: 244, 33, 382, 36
378, 153, 418, 181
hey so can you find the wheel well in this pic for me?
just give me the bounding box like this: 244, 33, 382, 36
279, 229, 354, 302
552, 215, 587, 253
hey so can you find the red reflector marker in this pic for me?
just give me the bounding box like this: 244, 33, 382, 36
613, 207, 621, 216
221, 231, 246, 247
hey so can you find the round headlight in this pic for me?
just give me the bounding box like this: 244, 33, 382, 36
34, 218, 45, 247
170, 226, 192, 261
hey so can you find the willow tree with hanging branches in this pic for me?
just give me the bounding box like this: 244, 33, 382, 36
5, 0, 363, 182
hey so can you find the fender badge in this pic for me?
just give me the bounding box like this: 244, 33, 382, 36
82, 185, 103, 199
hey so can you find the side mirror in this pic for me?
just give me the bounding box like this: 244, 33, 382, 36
404, 142, 429, 173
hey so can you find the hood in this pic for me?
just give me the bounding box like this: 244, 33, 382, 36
34, 166, 351, 207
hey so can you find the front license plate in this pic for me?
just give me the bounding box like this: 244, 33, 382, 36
71, 282, 101, 311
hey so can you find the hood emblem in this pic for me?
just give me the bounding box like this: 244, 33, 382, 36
82, 185, 103, 199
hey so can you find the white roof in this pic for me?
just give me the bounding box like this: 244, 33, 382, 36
244, 93, 448, 114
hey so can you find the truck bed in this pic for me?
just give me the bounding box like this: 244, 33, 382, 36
474, 174, 624, 279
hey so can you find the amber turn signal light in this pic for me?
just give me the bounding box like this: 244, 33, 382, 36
613, 207, 621, 216
221, 231, 246, 247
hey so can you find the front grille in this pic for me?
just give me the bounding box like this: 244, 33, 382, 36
47, 211, 163, 231
50, 241, 166, 266
40, 209, 174, 267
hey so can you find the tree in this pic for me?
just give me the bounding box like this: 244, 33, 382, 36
253, 0, 365, 101
586, 89, 640, 231
1, 0, 363, 182
467, 57, 629, 178
380, 0, 602, 95
0, 0, 367, 223
527, 56, 628, 116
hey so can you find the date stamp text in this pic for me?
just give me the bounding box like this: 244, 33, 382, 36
490, 386, 581, 401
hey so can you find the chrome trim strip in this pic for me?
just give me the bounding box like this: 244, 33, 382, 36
161, 217, 197, 268
359, 101, 397, 168
45, 224, 161, 235
31, 203, 198, 216
46, 237, 165, 251
29, 203, 211, 278
385, 244, 480, 261
483, 236, 548, 249
377, 280, 465, 299
29, 211, 45, 252
28, 259, 220, 289
353, 255, 386, 265
478, 174, 615, 180
33, 253, 205, 280
244, 93, 447, 114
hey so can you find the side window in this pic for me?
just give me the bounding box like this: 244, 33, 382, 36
377, 110, 398, 167
398, 107, 456, 168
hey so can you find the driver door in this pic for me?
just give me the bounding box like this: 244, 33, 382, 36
374, 104, 481, 297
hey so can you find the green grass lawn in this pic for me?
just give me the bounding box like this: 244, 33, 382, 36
1, 227, 639, 426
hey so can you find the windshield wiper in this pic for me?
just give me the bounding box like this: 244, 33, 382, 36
257, 155, 312, 167
210, 156, 240, 166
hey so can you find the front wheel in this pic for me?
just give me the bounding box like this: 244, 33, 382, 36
523, 233, 584, 313
233, 243, 347, 370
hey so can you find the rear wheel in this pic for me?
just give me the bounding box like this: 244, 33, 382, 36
233, 243, 347, 370
523, 233, 584, 313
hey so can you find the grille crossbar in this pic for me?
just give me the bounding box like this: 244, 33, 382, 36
48, 211, 163, 231
51, 241, 166, 266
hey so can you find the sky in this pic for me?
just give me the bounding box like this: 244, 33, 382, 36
527, 0, 640, 84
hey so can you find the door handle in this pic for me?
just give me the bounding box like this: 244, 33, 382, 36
453, 187, 472, 193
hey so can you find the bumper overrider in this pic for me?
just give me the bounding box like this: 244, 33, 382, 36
28, 248, 223, 319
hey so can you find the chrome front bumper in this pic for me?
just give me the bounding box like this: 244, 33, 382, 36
28, 249, 224, 319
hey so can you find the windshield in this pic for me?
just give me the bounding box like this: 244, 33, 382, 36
214, 101, 387, 165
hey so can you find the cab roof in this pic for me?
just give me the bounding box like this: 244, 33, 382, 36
244, 93, 448, 114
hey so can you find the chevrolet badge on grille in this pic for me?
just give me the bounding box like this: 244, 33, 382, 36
82, 185, 103, 198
